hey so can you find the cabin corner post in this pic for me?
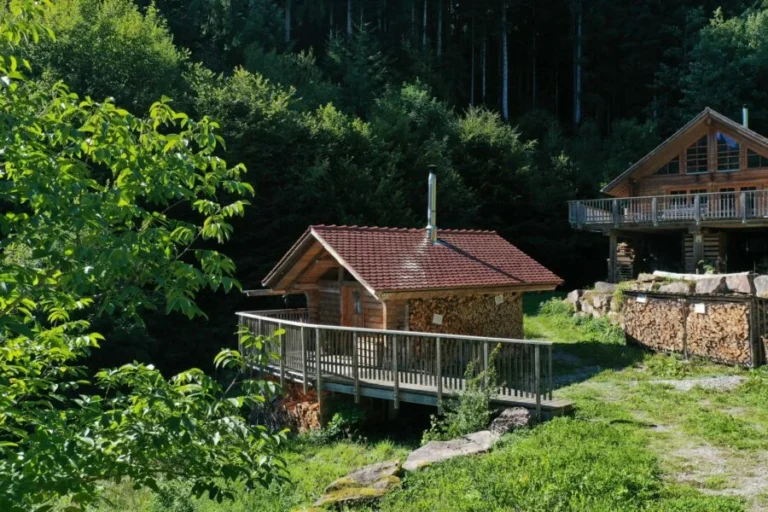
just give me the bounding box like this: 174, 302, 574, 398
690, 227, 704, 272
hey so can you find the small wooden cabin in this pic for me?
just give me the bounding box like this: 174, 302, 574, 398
261, 224, 562, 338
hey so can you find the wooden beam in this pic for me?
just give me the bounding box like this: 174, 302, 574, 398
243, 288, 305, 297
379, 284, 558, 301
608, 231, 618, 283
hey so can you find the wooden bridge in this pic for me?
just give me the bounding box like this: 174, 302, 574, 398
237, 309, 572, 419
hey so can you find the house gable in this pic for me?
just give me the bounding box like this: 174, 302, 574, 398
603, 108, 768, 198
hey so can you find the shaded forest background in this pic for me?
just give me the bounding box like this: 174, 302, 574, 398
15, 0, 768, 373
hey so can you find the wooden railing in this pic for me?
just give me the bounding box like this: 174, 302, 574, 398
569, 190, 768, 228
236, 311, 554, 418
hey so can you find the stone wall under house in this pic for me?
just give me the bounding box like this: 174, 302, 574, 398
407, 292, 523, 339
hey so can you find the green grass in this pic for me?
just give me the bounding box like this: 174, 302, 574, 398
88, 295, 768, 511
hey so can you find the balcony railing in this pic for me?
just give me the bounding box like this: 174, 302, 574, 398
569, 190, 768, 228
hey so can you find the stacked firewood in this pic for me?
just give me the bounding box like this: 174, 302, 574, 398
407, 292, 523, 338
686, 302, 751, 365
280, 383, 321, 432
624, 297, 685, 352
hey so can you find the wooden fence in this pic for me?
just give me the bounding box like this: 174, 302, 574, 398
236, 310, 555, 418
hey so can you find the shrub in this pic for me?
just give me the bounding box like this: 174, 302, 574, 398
422, 346, 500, 443
304, 402, 367, 445
538, 297, 575, 316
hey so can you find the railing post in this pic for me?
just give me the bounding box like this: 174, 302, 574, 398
535, 345, 541, 421
612, 199, 620, 227
741, 191, 748, 223
278, 322, 286, 389
548, 345, 553, 401
301, 326, 308, 394
436, 337, 443, 413
352, 331, 360, 404
694, 194, 701, 225
392, 335, 399, 410
482, 341, 489, 387
315, 327, 322, 419
652, 196, 658, 226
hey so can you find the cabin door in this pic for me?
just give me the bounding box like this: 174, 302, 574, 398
341, 286, 365, 327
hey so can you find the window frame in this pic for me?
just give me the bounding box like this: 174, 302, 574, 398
685, 136, 709, 175
715, 131, 740, 172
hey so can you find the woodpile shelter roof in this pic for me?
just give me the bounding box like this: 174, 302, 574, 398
262, 225, 562, 298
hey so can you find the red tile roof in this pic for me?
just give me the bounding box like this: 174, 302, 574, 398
263, 225, 562, 293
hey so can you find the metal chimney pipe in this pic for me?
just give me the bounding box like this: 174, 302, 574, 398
743, 106, 749, 128
427, 170, 437, 243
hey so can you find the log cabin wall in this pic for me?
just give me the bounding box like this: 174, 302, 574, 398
406, 292, 523, 338
384, 300, 407, 330
316, 282, 341, 325
361, 289, 384, 329
683, 232, 723, 272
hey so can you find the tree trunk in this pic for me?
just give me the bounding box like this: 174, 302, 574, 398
482, 30, 487, 103
436, 0, 442, 57
501, 3, 509, 121
422, 0, 427, 48
573, 0, 583, 127
347, 0, 353, 38
470, 16, 475, 106
531, 28, 536, 109
285, 0, 291, 44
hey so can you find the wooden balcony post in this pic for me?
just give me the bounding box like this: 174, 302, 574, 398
436, 337, 443, 413
652, 196, 658, 226
692, 230, 704, 273
694, 194, 701, 225
301, 326, 308, 394
607, 230, 618, 283
352, 331, 360, 404
392, 335, 399, 409
612, 199, 620, 227
741, 191, 748, 223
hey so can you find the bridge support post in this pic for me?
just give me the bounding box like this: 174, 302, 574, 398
315, 327, 322, 420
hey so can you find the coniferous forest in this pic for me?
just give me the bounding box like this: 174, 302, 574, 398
9, 0, 768, 371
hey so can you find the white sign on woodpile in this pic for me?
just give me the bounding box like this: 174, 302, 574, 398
494, 295, 505, 305
694, 303, 706, 314
637, 295, 648, 304
432, 313, 443, 325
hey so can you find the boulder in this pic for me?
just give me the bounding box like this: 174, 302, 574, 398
489, 408, 531, 435
630, 282, 653, 292
695, 276, 727, 295
403, 431, 500, 472
659, 281, 691, 294
637, 273, 656, 283
565, 289, 582, 305
755, 275, 768, 298
594, 281, 618, 293
314, 460, 402, 507
726, 274, 755, 295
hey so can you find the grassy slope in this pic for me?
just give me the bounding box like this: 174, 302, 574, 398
89, 293, 768, 511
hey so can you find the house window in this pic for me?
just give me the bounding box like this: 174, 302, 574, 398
352, 290, 363, 315
654, 157, 680, 176
686, 136, 708, 174
716, 132, 740, 171
670, 190, 687, 208
690, 189, 708, 208
719, 188, 736, 215
747, 149, 768, 168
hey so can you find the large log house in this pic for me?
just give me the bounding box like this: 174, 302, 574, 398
569, 108, 768, 280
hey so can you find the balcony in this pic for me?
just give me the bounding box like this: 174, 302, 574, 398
569, 190, 768, 231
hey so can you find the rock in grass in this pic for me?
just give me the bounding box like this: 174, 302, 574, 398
313, 460, 402, 507
403, 431, 501, 472
488, 407, 531, 435
594, 281, 618, 293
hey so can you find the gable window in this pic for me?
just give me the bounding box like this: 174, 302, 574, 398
716, 132, 740, 172
747, 149, 768, 168
654, 157, 680, 176
686, 136, 708, 174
